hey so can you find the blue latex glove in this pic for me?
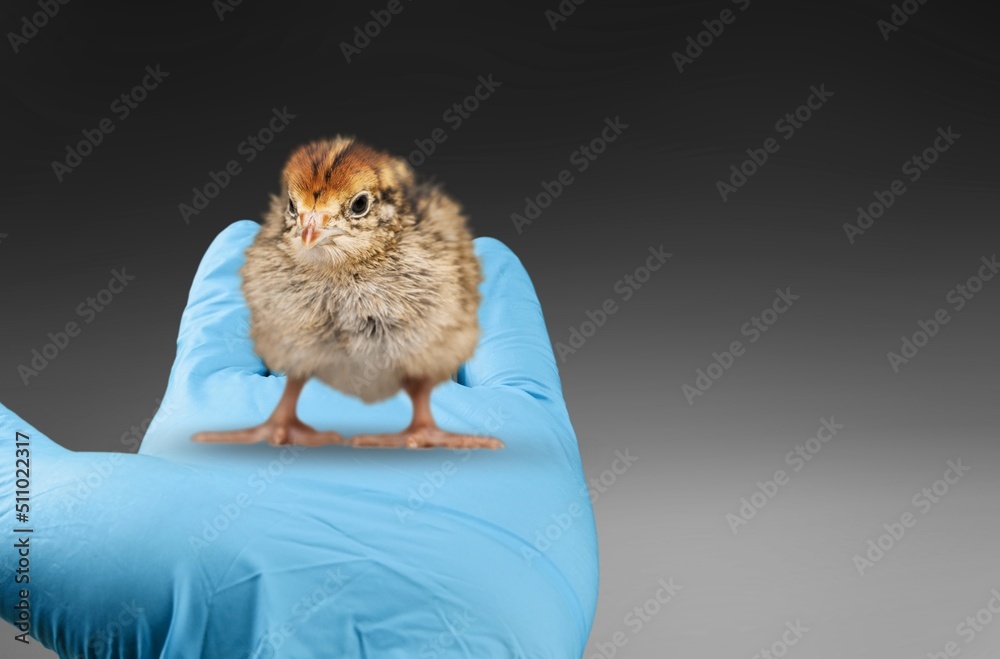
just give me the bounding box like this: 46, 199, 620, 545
0, 221, 598, 658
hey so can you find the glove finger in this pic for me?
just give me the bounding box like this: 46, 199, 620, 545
171, 220, 267, 382
458, 238, 564, 405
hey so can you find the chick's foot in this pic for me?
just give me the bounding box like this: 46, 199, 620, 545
192, 376, 344, 446
349, 426, 504, 450
193, 418, 345, 447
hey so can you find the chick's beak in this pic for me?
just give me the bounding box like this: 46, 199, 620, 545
300, 211, 348, 248
301, 212, 327, 248
301, 224, 320, 248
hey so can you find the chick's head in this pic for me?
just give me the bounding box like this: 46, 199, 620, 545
279, 137, 414, 267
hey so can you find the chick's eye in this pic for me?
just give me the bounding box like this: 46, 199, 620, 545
288, 197, 297, 215
350, 193, 371, 216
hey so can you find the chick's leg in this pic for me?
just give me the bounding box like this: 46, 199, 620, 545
193, 376, 345, 447
350, 377, 504, 450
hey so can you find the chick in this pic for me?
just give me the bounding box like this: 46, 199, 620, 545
194, 137, 503, 450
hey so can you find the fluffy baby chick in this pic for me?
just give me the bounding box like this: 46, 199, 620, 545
194, 137, 503, 450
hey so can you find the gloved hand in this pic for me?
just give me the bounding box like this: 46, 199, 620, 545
0, 221, 598, 658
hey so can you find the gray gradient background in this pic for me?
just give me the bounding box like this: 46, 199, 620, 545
1, 0, 999, 657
